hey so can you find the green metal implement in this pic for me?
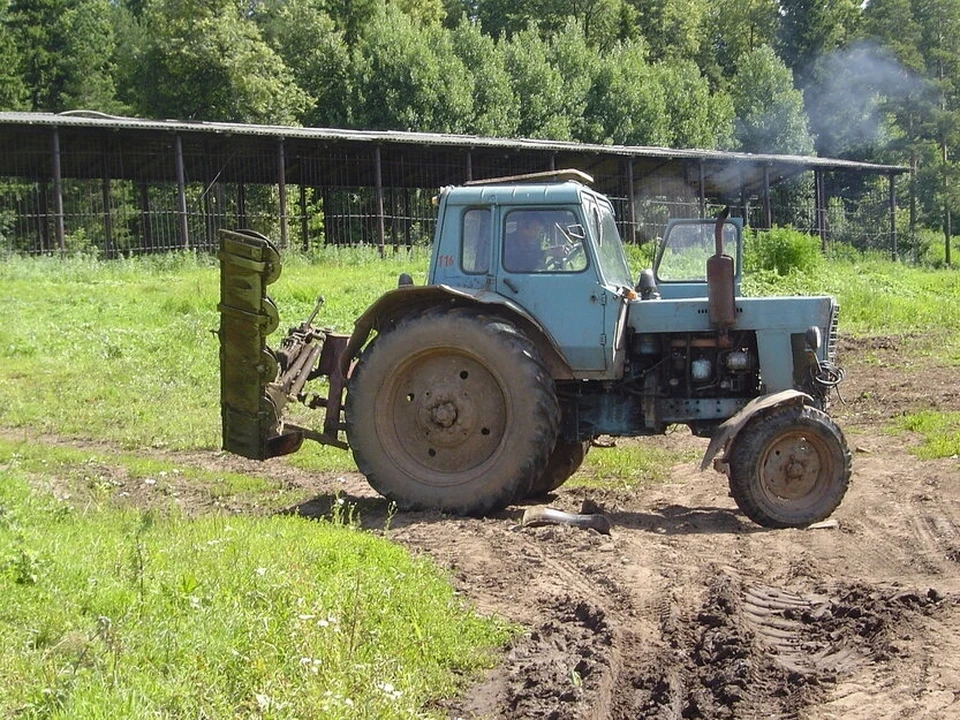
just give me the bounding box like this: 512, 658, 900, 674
217, 229, 347, 460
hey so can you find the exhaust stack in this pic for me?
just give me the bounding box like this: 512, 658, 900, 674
707, 207, 736, 331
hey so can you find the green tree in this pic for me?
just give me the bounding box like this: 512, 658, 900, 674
502, 25, 572, 139
350, 4, 473, 132
449, 20, 520, 136
860, 0, 960, 263
0, 6, 26, 110
548, 20, 599, 141
252, 0, 353, 128
473, 0, 633, 49
777, 0, 860, 90
7, 0, 119, 111
729, 45, 815, 155
702, 0, 779, 84
132, 0, 310, 123
583, 38, 670, 145
913, 0, 960, 264
655, 58, 734, 149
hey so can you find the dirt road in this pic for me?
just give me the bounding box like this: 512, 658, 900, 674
290, 334, 960, 720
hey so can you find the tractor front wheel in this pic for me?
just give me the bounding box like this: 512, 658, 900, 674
727, 405, 851, 528
345, 308, 560, 516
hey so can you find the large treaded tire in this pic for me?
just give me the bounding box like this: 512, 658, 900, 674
526, 439, 591, 497
345, 308, 560, 516
727, 405, 851, 529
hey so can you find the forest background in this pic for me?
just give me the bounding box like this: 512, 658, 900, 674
0, 0, 958, 256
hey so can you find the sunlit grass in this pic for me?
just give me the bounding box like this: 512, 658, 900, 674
893, 410, 960, 459
0, 438, 512, 719
0, 438, 306, 512
571, 436, 701, 490
742, 250, 960, 346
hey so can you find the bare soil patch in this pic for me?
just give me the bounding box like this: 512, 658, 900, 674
12, 335, 960, 719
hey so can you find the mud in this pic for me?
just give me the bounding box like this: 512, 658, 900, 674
14, 333, 960, 719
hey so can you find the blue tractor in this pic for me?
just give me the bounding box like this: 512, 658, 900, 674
218, 170, 850, 528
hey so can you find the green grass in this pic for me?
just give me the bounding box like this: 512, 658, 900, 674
575, 437, 700, 491
0, 437, 308, 512
0, 438, 511, 719
893, 410, 960, 460
742, 249, 960, 351
0, 249, 428, 452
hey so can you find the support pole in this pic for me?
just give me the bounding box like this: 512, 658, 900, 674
138, 181, 152, 252
762, 165, 772, 230
626, 158, 636, 243
277, 139, 288, 249
889, 172, 898, 260
174, 134, 189, 249
374, 145, 385, 257
300, 180, 309, 252
50, 129, 65, 253
739, 163, 747, 227
102, 170, 113, 258
237, 182, 247, 228
814, 169, 826, 251
698, 160, 706, 218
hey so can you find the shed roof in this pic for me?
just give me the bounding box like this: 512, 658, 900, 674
0, 111, 909, 198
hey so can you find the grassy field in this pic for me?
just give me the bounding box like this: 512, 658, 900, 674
1, 241, 958, 717
0, 438, 510, 719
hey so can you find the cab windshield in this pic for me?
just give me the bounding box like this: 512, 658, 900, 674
592, 201, 632, 287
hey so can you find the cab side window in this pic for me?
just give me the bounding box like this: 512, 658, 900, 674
461, 208, 490, 274
502, 209, 587, 273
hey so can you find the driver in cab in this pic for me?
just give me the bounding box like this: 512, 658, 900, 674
504, 211, 579, 273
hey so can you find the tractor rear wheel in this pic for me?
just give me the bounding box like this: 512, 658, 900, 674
727, 405, 851, 528
526, 439, 591, 497
345, 308, 560, 516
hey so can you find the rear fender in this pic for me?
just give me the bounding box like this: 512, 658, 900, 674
340, 285, 574, 380
700, 389, 813, 471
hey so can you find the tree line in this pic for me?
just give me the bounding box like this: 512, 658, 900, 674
1, 0, 957, 257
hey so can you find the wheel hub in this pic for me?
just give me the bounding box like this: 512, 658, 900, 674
761, 434, 822, 500
415, 388, 477, 447
429, 400, 458, 428
384, 351, 507, 475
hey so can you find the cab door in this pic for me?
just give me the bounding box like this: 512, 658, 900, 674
494, 205, 613, 377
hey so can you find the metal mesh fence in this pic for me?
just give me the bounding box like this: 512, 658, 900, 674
0, 128, 909, 258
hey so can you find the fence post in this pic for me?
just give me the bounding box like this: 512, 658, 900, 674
50, 129, 65, 253
698, 159, 706, 219
888, 172, 897, 260
374, 145, 385, 257
174, 134, 189, 250
762, 165, 772, 230
277, 139, 288, 249
814, 169, 826, 252
300, 179, 309, 252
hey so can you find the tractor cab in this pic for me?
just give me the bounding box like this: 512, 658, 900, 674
428, 170, 634, 378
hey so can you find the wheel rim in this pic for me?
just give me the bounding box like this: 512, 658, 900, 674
375, 347, 508, 486
758, 428, 835, 504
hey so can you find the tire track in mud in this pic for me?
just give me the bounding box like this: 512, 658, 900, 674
906, 498, 960, 573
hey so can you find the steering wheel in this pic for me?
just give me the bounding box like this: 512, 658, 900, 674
543, 223, 585, 270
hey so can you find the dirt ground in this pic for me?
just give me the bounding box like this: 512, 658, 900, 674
23, 334, 960, 719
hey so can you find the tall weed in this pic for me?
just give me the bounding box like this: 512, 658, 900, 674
744, 226, 823, 276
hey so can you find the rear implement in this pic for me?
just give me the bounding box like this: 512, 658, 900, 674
218, 229, 347, 459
